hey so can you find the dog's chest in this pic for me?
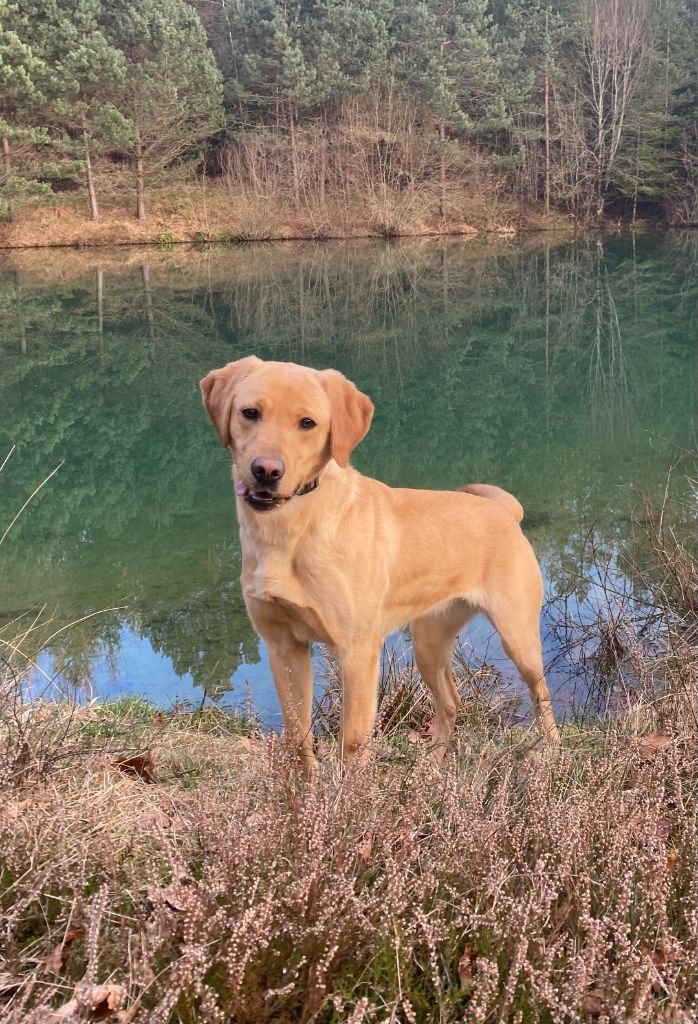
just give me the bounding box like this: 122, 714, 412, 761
241, 546, 335, 645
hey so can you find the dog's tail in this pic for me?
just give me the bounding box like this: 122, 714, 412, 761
459, 483, 524, 524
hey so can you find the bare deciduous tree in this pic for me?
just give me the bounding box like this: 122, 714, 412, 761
583, 0, 651, 216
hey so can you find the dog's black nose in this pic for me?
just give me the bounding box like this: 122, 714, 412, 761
251, 457, 285, 485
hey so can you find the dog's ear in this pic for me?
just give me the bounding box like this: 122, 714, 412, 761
320, 369, 374, 468
200, 356, 261, 447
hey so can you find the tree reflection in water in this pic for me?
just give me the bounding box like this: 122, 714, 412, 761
0, 235, 695, 711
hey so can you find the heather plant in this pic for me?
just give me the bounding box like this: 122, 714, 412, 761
0, 672, 695, 1023
0, 473, 696, 1022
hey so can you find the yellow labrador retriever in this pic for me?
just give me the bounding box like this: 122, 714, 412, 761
201, 357, 559, 773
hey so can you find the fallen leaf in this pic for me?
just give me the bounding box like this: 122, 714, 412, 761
157, 882, 188, 913
139, 809, 170, 830
44, 927, 84, 975
42, 981, 125, 1022
638, 733, 673, 760
458, 942, 476, 989
550, 898, 573, 929
357, 834, 373, 863
113, 749, 158, 783
641, 945, 668, 994
580, 989, 606, 1017
86, 983, 124, 1020
5, 799, 30, 820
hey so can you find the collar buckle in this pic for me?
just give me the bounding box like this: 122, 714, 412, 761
295, 477, 319, 497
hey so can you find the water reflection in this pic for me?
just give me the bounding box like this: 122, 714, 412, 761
0, 234, 695, 715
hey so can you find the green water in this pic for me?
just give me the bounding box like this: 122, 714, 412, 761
1, 234, 695, 720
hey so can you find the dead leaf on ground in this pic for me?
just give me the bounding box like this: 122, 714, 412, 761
458, 942, 476, 989
550, 898, 573, 929
641, 945, 669, 994
236, 736, 260, 754
113, 749, 158, 783
44, 927, 84, 975
139, 808, 170, 830
580, 989, 606, 1017
156, 882, 189, 913
638, 733, 673, 760
357, 834, 373, 863
42, 981, 125, 1022
244, 809, 266, 829
5, 799, 30, 821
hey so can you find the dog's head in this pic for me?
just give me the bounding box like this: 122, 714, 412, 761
200, 357, 373, 511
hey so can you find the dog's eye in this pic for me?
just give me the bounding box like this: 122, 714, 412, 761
241, 408, 260, 421
299, 417, 316, 430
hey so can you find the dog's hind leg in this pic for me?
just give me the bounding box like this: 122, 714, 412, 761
486, 598, 560, 743
411, 601, 476, 763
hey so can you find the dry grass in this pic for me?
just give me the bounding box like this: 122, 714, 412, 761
0, 184, 567, 250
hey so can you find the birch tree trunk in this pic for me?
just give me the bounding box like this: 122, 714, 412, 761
81, 112, 100, 222
135, 132, 147, 221
544, 9, 551, 217
288, 102, 300, 210
584, 0, 649, 219
2, 135, 12, 218
439, 119, 447, 220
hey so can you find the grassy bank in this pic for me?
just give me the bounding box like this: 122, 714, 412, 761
1, 588, 696, 1024
0, 187, 574, 249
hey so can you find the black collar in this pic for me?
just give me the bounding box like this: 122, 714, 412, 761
294, 477, 319, 497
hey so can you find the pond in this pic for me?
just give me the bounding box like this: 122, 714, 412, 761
1, 234, 696, 725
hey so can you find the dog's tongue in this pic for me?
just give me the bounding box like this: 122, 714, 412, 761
235, 481, 249, 497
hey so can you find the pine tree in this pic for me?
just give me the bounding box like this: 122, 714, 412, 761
216, 0, 317, 209
0, 0, 126, 220
496, 0, 577, 212
0, 0, 52, 218
101, 0, 224, 219
310, 0, 391, 102
393, 0, 504, 216
658, 0, 698, 223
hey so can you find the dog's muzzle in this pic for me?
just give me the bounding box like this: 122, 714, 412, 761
235, 477, 319, 512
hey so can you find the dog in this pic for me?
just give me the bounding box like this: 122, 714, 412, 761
201, 356, 559, 774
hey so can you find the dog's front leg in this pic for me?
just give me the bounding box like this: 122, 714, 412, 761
337, 641, 381, 764
265, 634, 315, 779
